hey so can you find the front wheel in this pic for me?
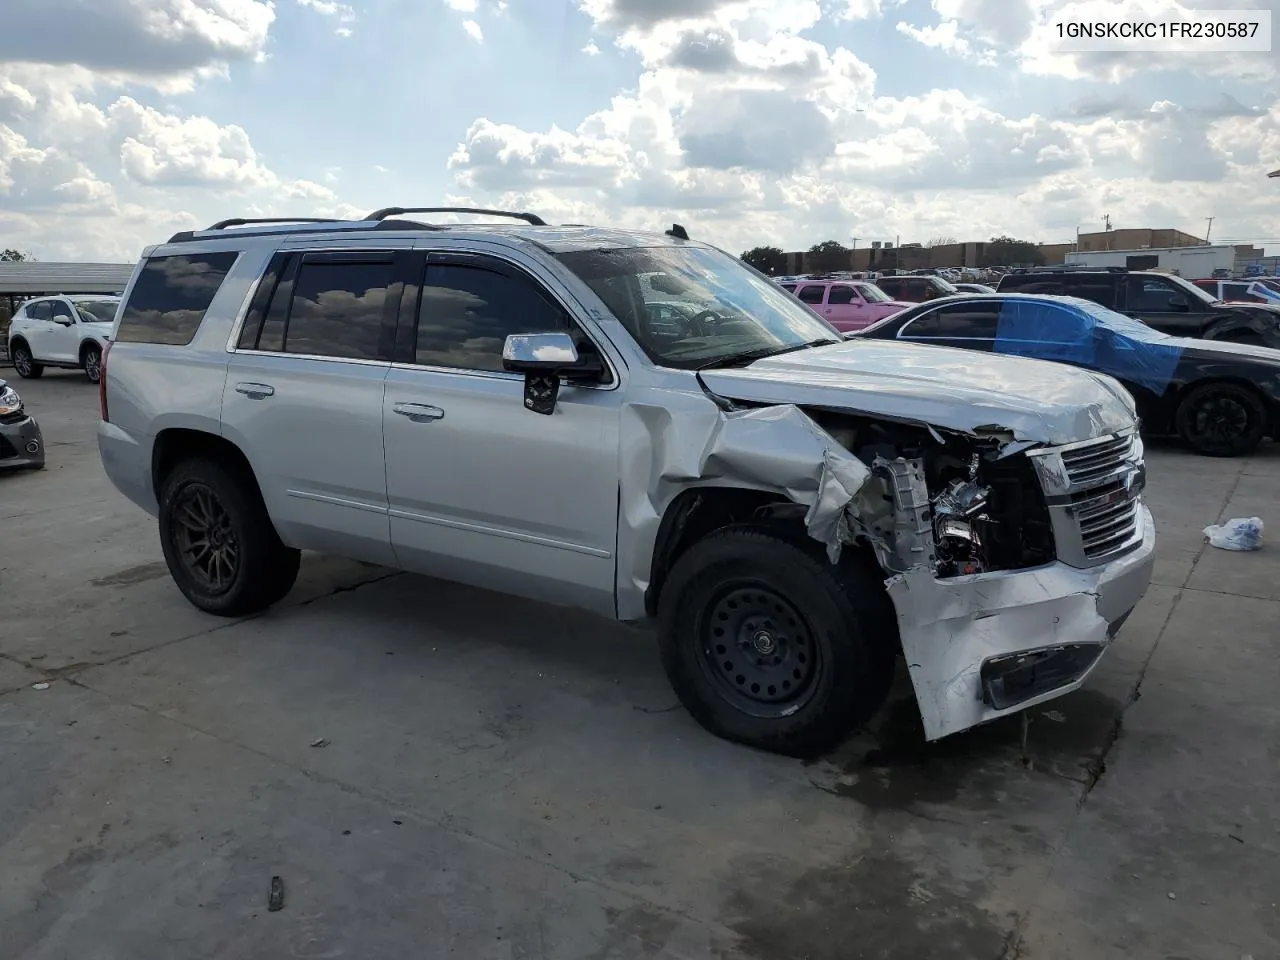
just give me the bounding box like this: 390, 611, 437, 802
1176, 382, 1268, 457
11, 344, 43, 379
158, 457, 301, 616
657, 527, 897, 757
82, 343, 103, 383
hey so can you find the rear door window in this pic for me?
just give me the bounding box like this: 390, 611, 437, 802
796, 285, 826, 305
280, 254, 395, 360
116, 252, 239, 345
29, 301, 52, 322
1063, 276, 1117, 308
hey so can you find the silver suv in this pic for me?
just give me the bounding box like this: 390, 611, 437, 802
98, 208, 1156, 755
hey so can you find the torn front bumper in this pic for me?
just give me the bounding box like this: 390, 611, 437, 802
0, 413, 45, 470
888, 502, 1155, 741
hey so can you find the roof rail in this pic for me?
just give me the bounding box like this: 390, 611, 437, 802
365, 206, 547, 226
1033, 264, 1129, 273
206, 217, 346, 230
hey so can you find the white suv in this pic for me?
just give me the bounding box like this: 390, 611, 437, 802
8, 294, 120, 382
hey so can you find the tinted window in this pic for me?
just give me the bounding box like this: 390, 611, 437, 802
29, 301, 52, 322
116, 252, 238, 345
827, 285, 857, 305
413, 263, 567, 372
1124, 276, 1181, 312
1064, 277, 1117, 308
796, 285, 826, 304
1222, 283, 1258, 302
50, 301, 74, 322
903, 302, 1000, 339
282, 258, 393, 360
876, 279, 902, 295
779, 283, 796, 292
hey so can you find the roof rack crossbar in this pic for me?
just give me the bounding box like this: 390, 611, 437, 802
206, 217, 346, 230
366, 206, 547, 226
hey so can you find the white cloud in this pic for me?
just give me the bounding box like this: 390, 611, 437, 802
583, 41, 602, 55
463, 19, 484, 41
0, 0, 275, 82
296, 0, 357, 33
445, 0, 479, 10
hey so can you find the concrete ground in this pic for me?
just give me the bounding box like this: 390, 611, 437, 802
1, 370, 1276, 960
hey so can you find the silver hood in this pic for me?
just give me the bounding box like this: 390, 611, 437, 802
699, 339, 1136, 446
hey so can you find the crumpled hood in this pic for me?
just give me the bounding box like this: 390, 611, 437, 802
699, 339, 1136, 446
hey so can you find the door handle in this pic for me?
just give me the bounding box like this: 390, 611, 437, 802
393, 402, 445, 423
235, 382, 275, 399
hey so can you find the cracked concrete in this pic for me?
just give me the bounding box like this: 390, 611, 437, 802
1, 373, 1277, 959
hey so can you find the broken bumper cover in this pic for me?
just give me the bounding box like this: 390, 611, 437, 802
0, 414, 45, 469
888, 502, 1155, 741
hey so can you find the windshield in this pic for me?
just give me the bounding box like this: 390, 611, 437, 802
556, 245, 842, 368
74, 300, 119, 323
855, 283, 893, 303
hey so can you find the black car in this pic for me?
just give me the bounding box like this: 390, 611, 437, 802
996, 267, 1280, 349
855, 293, 1280, 456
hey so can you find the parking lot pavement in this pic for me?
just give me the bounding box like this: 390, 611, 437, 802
2, 371, 1277, 960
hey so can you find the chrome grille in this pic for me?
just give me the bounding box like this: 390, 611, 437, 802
1028, 429, 1146, 568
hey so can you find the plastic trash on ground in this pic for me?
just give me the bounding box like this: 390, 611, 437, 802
1203, 517, 1264, 551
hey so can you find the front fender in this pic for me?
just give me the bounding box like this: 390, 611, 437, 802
1202, 311, 1280, 347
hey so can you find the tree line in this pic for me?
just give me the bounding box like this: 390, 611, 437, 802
740, 236, 1046, 274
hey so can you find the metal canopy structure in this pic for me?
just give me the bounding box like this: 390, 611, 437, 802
0, 261, 135, 295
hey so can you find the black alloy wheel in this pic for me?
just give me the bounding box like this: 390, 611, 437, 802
12, 345, 42, 379
1176, 382, 1267, 457
171, 481, 241, 594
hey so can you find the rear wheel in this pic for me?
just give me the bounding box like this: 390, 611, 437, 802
82, 343, 103, 383
158, 457, 300, 616
1176, 382, 1268, 457
11, 343, 43, 379
657, 526, 897, 757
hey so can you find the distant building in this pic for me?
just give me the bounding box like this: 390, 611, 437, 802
1075, 228, 1204, 252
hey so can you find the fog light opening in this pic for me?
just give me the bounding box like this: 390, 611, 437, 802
25, 440, 40, 454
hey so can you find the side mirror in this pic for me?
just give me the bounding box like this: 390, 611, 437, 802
1167, 295, 1189, 310
55, 317, 74, 326
502, 332, 603, 416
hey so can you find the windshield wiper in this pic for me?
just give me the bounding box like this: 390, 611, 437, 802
696, 338, 839, 370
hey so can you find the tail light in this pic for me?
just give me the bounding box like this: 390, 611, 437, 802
99, 340, 112, 422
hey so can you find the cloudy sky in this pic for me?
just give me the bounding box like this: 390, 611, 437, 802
2, 0, 1279, 262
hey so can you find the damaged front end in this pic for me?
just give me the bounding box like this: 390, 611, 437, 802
621, 391, 1154, 743
807, 410, 1154, 741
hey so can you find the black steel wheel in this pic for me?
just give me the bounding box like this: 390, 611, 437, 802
159, 457, 300, 616
11, 344, 43, 379
83, 344, 102, 383
697, 584, 822, 718
1176, 381, 1267, 457
658, 526, 897, 757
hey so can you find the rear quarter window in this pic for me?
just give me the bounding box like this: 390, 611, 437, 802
115, 251, 239, 345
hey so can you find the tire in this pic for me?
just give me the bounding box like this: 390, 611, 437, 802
158, 457, 301, 616
1175, 381, 1268, 457
11, 343, 43, 379
82, 343, 103, 383
657, 526, 897, 757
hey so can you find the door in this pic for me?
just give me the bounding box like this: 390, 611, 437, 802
794, 283, 827, 315
221, 249, 401, 566
823, 284, 863, 330
46, 299, 79, 362
22, 301, 55, 359
1120, 274, 1205, 336
383, 252, 622, 617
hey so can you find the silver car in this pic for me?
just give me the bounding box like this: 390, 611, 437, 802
98, 209, 1156, 755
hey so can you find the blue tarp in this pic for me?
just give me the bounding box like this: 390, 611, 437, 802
992, 296, 1184, 395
